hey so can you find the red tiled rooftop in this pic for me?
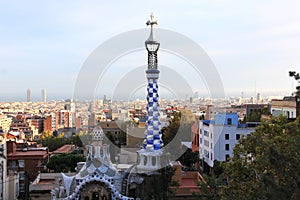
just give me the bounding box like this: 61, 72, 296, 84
7, 150, 48, 158
53, 144, 75, 154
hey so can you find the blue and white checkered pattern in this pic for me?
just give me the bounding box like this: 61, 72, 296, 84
143, 78, 164, 150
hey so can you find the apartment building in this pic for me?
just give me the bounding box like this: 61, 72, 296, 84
0, 114, 12, 133
199, 113, 259, 168
271, 96, 297, 119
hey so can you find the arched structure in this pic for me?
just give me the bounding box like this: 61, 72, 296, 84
51, 126, 134, 200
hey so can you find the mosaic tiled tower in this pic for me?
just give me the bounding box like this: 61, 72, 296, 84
137, 14, 168, 173
143, 13, 164, 151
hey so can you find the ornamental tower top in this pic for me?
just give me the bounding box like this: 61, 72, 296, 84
145, 13, 160, 52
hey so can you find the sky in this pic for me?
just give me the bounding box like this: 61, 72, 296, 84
0, 0, 300, 101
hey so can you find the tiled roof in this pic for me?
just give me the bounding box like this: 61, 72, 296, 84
52, 144, 75, 154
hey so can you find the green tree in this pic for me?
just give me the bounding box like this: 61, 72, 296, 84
220, 115, 300, 200
38, 131, 85, 152
197, 173, 222, 200
46, 153, 85, 172
244, 107, 270, 122
162, 110, 196, 161
178, 149, 199, 168
162, 110, 195, 145
40, 130, 53, 140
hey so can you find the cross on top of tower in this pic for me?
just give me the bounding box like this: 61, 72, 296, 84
150, 13, 154, 21
145, 13, 159, 45
146, 13, 158, 28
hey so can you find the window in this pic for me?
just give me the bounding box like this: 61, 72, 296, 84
236, 134, 240, 140
11, 160, 16, 167
225, 134, 229, 140
225, 154, 230, 161
19, 172, 25, 180
204, 140, 209, 147
227, 118, 232, 125
204, 130, 209, 137
204, 150, 209, 158
225, 144, 229, 151
18, 160, 24, 168
19, 185, 25, 192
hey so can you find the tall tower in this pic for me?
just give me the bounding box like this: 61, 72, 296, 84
143, 13, 163, 151
27, 88, 31, 102
137, 14, 168, 173
41, 89, 46, 102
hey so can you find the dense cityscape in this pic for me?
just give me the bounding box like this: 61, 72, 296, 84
1, 1, 300, 200
1, 73, 299, 200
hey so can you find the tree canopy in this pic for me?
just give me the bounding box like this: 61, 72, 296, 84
200, 116, 300, 199
38, 131, 83, 152
162, 110, 196, 162
46, 153, 85, 172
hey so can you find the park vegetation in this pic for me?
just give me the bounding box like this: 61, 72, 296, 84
198, 115, 300, 200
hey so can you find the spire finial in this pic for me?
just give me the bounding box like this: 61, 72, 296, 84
146, 13, 158, 28
150, 13, 154, 21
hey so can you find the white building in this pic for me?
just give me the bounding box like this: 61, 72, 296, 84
0, 114, 12, 133
0, 135, 19, 200
271, 96, 297, 119
199, 113, 259, 167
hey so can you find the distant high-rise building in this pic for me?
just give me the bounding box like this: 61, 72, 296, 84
250, 96, 254, 104
41, 89, 46, 102
103, 94, 107, 104
27, 88, 31, 102
257, 92, 261, 101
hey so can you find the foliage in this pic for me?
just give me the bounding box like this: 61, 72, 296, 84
142, 165, 176, 199
244, 107, 270, 122
39, 130, 53, 140
178, 149, 199, 168
197, 173, 222, 200
46, 153, 85, 172
163, 110, 196, 144
38, 131, 83, 152
161, 110, 196, 161
104, 131, 126, 146
289, 70, 300, 96
220, 115, 300, 200
196, 116, 300, 199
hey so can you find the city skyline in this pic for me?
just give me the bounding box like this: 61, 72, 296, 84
1, 1, 300, 102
